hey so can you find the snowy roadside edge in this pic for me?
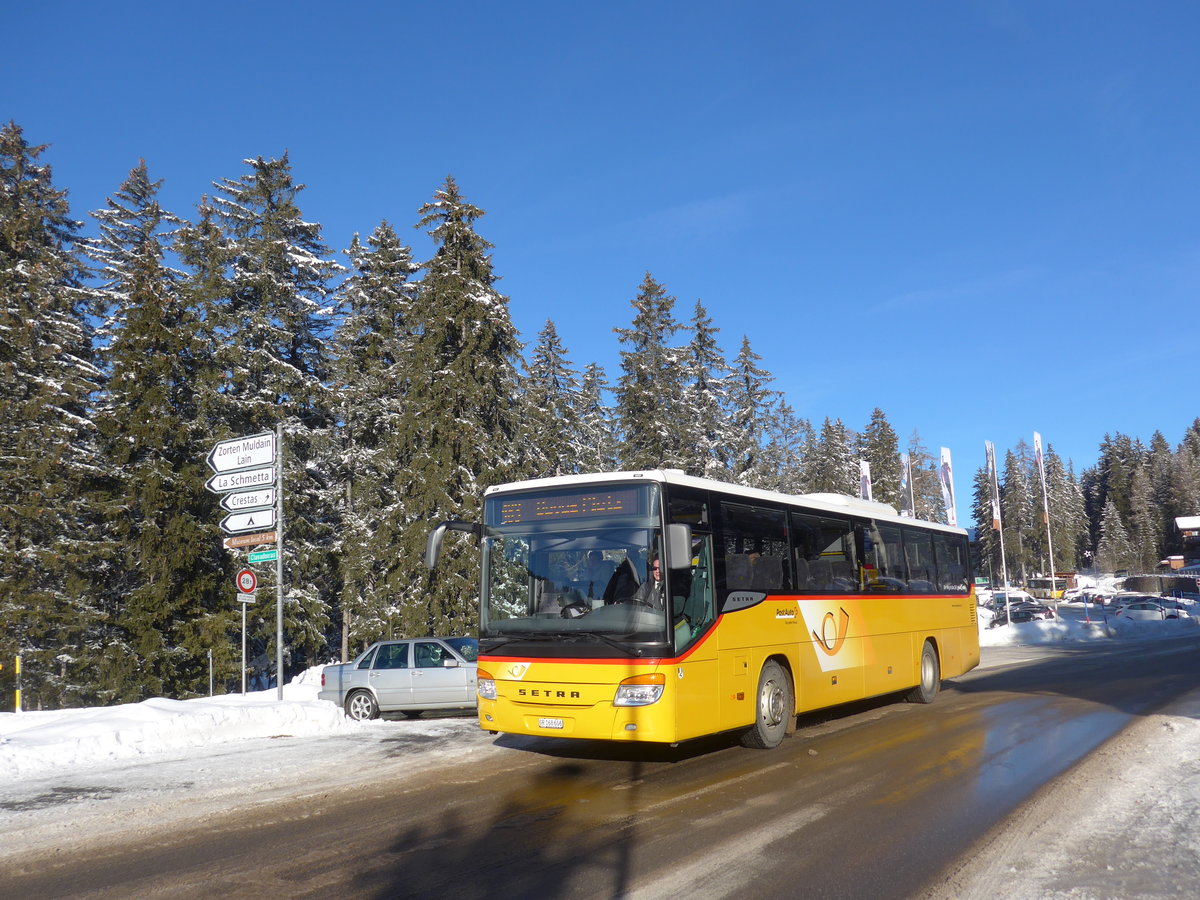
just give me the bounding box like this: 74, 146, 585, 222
919, 687, 1200, 899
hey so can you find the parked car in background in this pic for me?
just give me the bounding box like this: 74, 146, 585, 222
985, 591, 1038, 614
987, 590, 1035, 608
988, 601, 1056, 628
1111, 600, 1183, 621
319, 636, 479, 721
1158, 598, 1195, 615
1076, 589, 1113, 607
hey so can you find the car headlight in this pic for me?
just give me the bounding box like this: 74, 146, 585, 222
613, 673, 665, 707
477, 668, 497, 701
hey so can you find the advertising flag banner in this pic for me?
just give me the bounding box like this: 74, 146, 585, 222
859, 460, 873, 501
985, 440, 1002, 530
1034, 430, 1058, 590
899, 452, 913, 517
1033, 431, 1049, 524
938, 447, 957, 527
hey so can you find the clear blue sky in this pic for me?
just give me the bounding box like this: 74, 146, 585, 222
5, 1, 1198, 502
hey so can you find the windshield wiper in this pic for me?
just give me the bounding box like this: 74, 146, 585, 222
557, 631, 647, 656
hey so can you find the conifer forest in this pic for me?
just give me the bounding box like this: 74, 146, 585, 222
4, 121, 1199, 708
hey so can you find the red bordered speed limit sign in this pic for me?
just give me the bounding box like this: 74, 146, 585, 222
235, 568, 257, 594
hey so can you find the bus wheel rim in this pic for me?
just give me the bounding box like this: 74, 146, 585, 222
761, 678, 784, 726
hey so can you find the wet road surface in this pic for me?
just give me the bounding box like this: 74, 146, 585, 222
6, 634, 1199, 899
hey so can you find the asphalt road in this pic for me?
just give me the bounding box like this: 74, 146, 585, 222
6, 634, 1200, 900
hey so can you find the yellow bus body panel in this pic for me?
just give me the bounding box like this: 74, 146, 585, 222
479, 591, 978, 744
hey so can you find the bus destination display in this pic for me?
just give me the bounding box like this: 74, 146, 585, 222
496, 487, 642, 525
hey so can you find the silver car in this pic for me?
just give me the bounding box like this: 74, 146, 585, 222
319, 637, 479, 720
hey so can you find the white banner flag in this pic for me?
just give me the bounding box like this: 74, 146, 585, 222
859, 460, 873, 501
985, 441, 1001, 531
938, 447, 957, 527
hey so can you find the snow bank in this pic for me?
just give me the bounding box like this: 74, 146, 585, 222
979, 606, 1199, 647
0, 665, 360, 780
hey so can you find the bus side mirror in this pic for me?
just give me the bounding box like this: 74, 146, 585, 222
664, 523, 692, 571
424, 520, 481, 569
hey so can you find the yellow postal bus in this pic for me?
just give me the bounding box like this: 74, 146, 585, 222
426, 470, 978, 750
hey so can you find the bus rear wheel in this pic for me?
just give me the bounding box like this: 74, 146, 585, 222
906, 641, 940, 704
741, 660, 793, 749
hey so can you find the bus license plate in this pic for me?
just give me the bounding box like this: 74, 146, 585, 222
538, 717, 564, 730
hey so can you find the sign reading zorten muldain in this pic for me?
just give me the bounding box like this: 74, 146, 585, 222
207, 432, 275, 474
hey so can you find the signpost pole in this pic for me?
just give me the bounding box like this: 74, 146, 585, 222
242, 600, 247, 696
275, 423, 285, 701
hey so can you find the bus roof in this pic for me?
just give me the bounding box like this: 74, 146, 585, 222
483, 469, 967, 535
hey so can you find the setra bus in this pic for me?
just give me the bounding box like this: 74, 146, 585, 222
1027, 575, 1073, 600
425, 470, 978, 750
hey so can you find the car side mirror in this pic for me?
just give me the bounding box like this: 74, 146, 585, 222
442, 659, 459, 668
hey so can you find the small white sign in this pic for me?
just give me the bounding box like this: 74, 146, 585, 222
220, 488, 276, 512
220, 509, 277, 535
236, 592, 256, 604
206, 465, 276, 495
207, 432, 275, 474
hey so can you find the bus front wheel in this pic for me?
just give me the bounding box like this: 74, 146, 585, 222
906, 641, 941, 704
741, 660, 793, 750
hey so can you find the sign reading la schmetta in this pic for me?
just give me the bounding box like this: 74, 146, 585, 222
207, 431, 275, 474
205, 465, 275, 494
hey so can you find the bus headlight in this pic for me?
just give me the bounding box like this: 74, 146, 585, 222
613, 673, 665, 707
477, 669, 497, 701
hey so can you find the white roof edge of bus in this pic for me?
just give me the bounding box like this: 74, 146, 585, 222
484, 469, 966, 534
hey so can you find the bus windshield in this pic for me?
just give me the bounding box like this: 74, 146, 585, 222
480, 484, 669, 643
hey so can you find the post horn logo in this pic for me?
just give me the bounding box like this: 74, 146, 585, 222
813, 608, 851, 656
508, 663, 529, 679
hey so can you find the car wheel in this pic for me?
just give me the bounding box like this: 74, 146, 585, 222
345, 690, 379, 721
906, 640, 941, 704
740, 660, 793, 750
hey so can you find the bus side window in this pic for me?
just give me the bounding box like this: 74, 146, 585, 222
933, 532, 969, 593
791, 512, 856, 593
903, 529, 936, 593
720, 503, 790, 593
866, 522, 908, 591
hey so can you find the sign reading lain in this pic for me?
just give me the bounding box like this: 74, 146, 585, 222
207, 432, 275, 474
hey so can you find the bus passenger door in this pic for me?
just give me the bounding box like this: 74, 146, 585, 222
671, 535, 719, 742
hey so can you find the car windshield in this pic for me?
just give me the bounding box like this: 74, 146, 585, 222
480, 483, 669, 643
443, 636, 479, 662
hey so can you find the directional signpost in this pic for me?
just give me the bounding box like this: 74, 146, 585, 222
220, 509, 276, 535
223, 531, 277, 550
205, 466, 275, 495
208, 432, 275, 474
220, 487, 276, 512
207, 427, 285, 700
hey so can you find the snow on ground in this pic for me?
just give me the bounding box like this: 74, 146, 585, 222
2, 611, 1199, 897
0, 666, 357, 778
